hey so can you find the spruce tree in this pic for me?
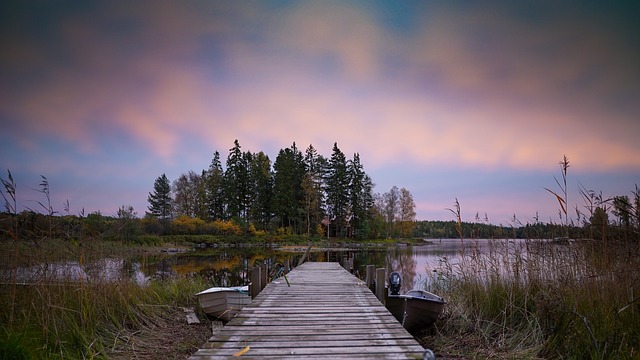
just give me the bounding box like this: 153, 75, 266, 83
224, 140, 249, 221
348, 153, 373, 239
249, 151, 273, 230
206, 151, 225, 221
326, 142, 349, 237
272, 143, 305, 231
302, 144, 326, 236
147, 173, 172, 220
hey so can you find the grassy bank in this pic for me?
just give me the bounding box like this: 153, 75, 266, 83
0, 272, 209, 359
420, 238, 640, 359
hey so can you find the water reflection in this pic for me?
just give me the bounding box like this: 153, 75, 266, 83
2, 240, 529, 291
2, 258, 150, 285
347, 239, 526, 291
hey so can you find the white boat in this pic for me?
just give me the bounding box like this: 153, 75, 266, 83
195, 285, 251, 321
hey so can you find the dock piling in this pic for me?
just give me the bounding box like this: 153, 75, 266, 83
376, 267, 386, 304
260, 262, 268, 291
250, 266, 261, 299
365, 264, 375, 291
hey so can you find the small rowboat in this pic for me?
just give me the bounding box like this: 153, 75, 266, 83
196, 285, 251, 321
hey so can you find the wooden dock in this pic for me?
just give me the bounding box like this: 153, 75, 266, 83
189, 262, 426, 359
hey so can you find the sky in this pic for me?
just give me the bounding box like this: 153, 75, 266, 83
1, 1, 639, 225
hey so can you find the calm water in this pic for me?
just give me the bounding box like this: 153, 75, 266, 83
2, 239, 529, 292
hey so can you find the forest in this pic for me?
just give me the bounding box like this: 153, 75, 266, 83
0, 140, 419, 242
145, 140, 418, 240
1, 141, 638, 243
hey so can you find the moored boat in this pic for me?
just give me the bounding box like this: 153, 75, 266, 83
401, 289, 445, 333
385, 272, 445, 334
196, 285, 251, 321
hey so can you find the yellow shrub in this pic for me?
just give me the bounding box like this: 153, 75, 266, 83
211, 220, 242, 235
172, 215, 206, 234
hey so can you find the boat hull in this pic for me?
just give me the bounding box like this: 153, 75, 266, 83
402, 296, 445, 334
386, 289, 445, 334
385, 295, 405, 323
196, 286, 251, 322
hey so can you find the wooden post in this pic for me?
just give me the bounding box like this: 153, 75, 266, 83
284, 258, 290, 273
260, 262, 268, 291
250, 266, 261, 299
342, 256, 348, 270
376, 268, 386, 305
366, 265, 375, 291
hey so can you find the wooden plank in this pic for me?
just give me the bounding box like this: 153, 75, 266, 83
239, 306, 392, 312
193, 346, 424, 357
189, 262, 426, 360
207, 333, 414, 342
210, 324, 412, 334
212, 325, 410, 334
230, 316, 395, 329
231, 314, 399, 321
206, 339, 421, 349
191, 355, 420, 360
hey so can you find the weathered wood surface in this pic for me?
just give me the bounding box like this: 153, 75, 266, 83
189, 262, 425, 359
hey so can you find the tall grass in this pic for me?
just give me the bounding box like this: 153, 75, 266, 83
0, 275, 208, 359
0, 171, 209, 359
424, 190, 640, 359
421, 156, 639, 358
425, 233, 639, 359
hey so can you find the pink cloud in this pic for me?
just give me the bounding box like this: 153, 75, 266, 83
2, 1, 638, 178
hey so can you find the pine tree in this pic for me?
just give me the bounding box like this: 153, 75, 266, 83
272, 143, 305, 232
196, 170, 209, 220
206, 151, 225, 221
326, 143, 349, 237
242, 150, 255, 225
224, 140, 249, 221
348, 153, 371, 238
302, 144, 326, 236
147, 173, 172, 220
249, 151, 273, 230
355, 174, 375, 239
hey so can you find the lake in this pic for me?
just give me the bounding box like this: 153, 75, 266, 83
2, 239, 531, 293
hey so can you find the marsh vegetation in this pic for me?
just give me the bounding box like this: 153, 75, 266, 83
419, 237, 639, 359
1, 156, 638, 359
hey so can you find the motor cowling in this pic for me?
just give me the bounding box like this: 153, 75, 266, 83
389, 271, 401, 295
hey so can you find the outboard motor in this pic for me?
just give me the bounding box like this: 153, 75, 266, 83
388, 271, 401, 295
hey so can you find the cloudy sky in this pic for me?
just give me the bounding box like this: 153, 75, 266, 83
1, 1, 639, 225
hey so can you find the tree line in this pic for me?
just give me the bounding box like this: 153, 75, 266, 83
147, 140, 417, 239
2, 152, 637, 242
